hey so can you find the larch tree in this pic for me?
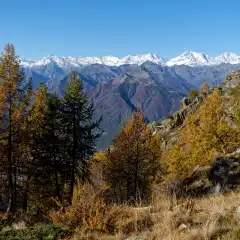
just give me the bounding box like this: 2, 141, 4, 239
200, 82, 210, 93
0, 44, 30, 214
164, 90, 240, 181
25, 84, 50, 209
105, 110, 162, 204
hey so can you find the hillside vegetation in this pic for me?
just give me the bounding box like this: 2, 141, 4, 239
0, 44, 239, 239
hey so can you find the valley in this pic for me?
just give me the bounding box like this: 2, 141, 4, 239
22, 52, 240, 148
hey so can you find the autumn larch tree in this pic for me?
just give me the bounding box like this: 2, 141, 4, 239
0, 44, 30, 214
164, 90, 240, 181
105, 110, 162, 204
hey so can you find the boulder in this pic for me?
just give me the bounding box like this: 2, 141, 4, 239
168, 154, 240, 197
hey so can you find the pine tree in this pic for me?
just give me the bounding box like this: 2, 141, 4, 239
61, 72, 101, 203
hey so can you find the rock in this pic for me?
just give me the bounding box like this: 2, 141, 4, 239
222, 70, 240, 89
208, 156, 240, 192
236, 206, 240, 218
125, 236, 142, 240
1, 225, 12, 232
212, 182, 221, 194
178, 223, 190, 232
231, 148, 240, 156
209, 157, 233, 188
12, 221, 26, 230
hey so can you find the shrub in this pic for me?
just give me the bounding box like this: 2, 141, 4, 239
0, 224, 71, 240
50, 184, 155, 236
188, 89, 199, 98
200, 82, 210, 92
50, 184, 131, 233
50, 184, 106, 230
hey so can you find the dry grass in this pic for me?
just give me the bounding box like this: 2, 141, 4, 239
143, 190, 240, 240
50, 185, 240, 240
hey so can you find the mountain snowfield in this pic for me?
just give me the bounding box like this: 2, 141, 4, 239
21, 51, 240, 68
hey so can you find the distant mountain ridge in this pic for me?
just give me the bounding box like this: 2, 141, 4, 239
20, 52, 240, 148
21, 51, 240, 69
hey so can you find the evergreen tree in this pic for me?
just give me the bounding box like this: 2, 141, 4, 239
61, 72, 101, 203
25, 84, 50, 209
26, 86, 67, 209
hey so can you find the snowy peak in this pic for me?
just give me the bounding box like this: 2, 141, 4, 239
212, 52, 240, 64
166, 51, 212, 66
119, 53, 166, 65
20, 53, 167, 68
167, 51, 240, 66
21, 55, 64, 67
20, 51, 240, 69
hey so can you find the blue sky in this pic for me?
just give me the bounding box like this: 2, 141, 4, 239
0, 0, 240, 59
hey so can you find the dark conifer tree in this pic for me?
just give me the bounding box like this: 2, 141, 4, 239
60, 72, 101, 203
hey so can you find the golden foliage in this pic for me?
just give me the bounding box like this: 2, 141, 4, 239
164, 90, 240, 181
92, 150, 108, 163
50, 184, 134, 234
104, 110, 162, 203
29, 85, 48, 124
200, 82, 210, 92
53, 185, 240, 239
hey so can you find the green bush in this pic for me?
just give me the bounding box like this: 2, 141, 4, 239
153, 121, 161, 127
0, 224, 71, 240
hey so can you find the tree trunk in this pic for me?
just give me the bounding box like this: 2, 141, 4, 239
69, 108, 76, 204
22, 175, 30, 211
54, 166, 61, 202
53, 133, 61, 202
134, 140, 139, 203
7, 96, 14, 214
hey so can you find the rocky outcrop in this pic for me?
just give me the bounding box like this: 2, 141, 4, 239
221, 70, 240, 89
149, 70, 240, 153
148, 89, 211, 152
168, 150, 240, 197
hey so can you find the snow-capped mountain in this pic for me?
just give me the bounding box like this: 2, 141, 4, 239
21, 53, 167, 68
167, 51, 212, 66
21, 51, 240, 72
212, 52, 240, 65
118, 53, 166, 65
167, 51, 240, 66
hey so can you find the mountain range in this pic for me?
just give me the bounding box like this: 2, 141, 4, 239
21, 51, 240, 148
21, 51, 240, 69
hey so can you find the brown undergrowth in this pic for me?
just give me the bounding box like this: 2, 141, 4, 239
49, 185, 240, 240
